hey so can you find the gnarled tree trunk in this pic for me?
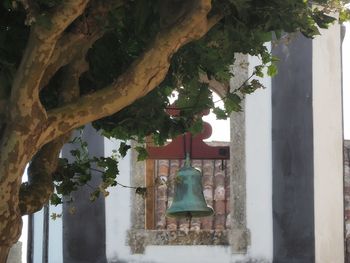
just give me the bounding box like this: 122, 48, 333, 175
0, 0, 218, 260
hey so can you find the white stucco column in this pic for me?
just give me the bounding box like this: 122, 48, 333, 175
245, 48, 273, 261
313, 23, 344, 263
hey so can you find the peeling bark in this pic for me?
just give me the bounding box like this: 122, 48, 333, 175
40, 0, 118, 89
0, 245, 10, 263
0, 1, 222, 260
43, 0, 217, 145
0, 1, 90, 259
0, 131, 28, 255
19, 134, 69, 215
19, 52, 86, 215
9, 0, 89, 123
39, 33, 86, 89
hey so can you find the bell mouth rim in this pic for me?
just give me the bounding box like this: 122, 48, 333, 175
178, 166, 202, 173
165, 208, 214, 218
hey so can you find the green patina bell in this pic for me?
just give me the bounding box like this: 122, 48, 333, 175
166, 155, 214, 218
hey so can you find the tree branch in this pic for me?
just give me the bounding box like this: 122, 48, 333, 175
40, 0, 122, 89
42, 0, 219, 146
207, 12, 224, 29
19, 134, 69, 215
33, 1, 90, 41
9, 0, 89, 125
19, 53, 87, 215
39, 33, 86, 89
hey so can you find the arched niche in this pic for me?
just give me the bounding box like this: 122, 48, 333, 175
127, 54, 250, 254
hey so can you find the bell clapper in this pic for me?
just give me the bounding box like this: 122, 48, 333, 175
186, 212, 192, 229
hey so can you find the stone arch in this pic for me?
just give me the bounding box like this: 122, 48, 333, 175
127, 53, 250, 254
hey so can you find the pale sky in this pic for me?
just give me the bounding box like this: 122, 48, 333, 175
203, 92, 230, 142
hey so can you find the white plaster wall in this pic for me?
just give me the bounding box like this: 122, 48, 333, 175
19, 168, 28, 263
245, 51, 273, 261
32, 209, 43, 263
31, 204, 63, 263
343, 22, 350, 140
105, 54, 274, 263
19, 216, 27, 263
48, 204, 63, 263
105, 139, 133, 261
313, 24, 344, 263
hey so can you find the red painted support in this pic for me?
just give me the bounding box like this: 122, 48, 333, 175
147, 109, 230, 160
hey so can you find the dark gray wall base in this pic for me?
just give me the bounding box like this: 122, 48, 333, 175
62, 125, 107, 263
272, 34, 315, 263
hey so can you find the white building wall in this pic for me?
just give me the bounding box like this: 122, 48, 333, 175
32, 210, 43, 263
313, 23, 344, 262
30, 27, 346, 262
104, 54, 274, 263
245, 51, 273, 261
29, 25, 345, 263
48, 205, 63, 263
30, 204, 63, 263
105, 139, 133, 261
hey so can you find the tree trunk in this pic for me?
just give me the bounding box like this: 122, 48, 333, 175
0, 174, 24, 263
0, 131, 33, 262
0, 167, 29, 262
0, 245, 10, 263
0, 2, 217, 261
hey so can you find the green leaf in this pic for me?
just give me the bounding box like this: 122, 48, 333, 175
241, 84, 256, 94
254, 65, 264, 78
118, 142, 131, 157
274, 30, 282, 40
135, 146, 148, 161
312, 10, 336, 29
301, 24, 320, 38
50, 213, 62, 220
267, 64, 278, 77
70, 149, 80, 158
50, 193, 62, 206
340, 9, 350, 23
215, 68, 231, 83
104, 158, 119, 179
78, 173, 91, 184
90, 190, 100, 202
271, 56, 280, 63
213, 107, 228, 120
135, 187, 147, 198
189, 119, 203, 135
224, 93, 242, 113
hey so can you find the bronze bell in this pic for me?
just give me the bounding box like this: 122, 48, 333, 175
166, 155, 214, 218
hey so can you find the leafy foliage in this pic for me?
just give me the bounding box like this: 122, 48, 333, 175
52, 0, 349, 203
1, 0, 348, 204
0, 3, 28, 96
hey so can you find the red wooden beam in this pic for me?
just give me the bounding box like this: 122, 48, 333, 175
147, 122, 230, 160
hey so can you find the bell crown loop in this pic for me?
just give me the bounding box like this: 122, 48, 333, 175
184, 153, 191, 167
